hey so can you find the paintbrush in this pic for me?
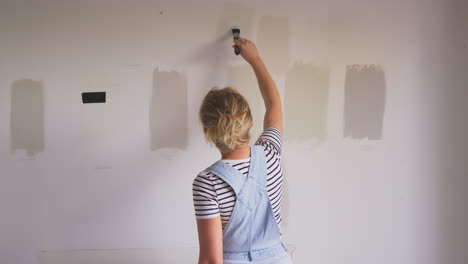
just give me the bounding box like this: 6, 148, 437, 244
232, 27, 240, 55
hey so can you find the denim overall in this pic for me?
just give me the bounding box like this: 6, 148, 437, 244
206, 145, 291, 263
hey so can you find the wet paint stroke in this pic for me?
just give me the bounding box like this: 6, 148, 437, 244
284, 63, 330, 145
217, 3, 255, 49
150, 68, 188, 150
344, 64, 386, 140
227, 64, 265, 141
10, 79, 45, 156
257, 16, 290, 75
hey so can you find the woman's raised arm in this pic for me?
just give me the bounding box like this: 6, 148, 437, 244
233, 37, 284, 134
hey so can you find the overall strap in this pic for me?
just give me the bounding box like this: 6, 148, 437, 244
249, 145, 267, 188
205, 145, 255, 196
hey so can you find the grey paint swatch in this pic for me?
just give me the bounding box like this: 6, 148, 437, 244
257, 16, 290, 75
227, 64, 265, 141
10, 79, 45, 156
285, 63, 330, 144
150, 68, 188, 150
344, 64, 386, 140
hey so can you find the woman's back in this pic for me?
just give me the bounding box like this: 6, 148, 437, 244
192, 127, 284, 235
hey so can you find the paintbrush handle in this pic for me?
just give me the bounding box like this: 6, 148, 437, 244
232, 28, 241, 55
234, 43, 241, 55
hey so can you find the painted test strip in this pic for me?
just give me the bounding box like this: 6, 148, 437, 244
150, 68, 188, 150
344, 64, 386, 140
284, 63, 330, 145
10, 79, 45, 156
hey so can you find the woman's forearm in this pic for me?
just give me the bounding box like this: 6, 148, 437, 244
249, 58, 281, 110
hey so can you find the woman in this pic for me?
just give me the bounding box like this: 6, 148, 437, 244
192, 37, 291, 264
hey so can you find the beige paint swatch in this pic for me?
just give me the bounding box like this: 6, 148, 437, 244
285, 63, 330, 144
150, 68, 188, 150
257, 16, 290, 75
10, 79, 45, 156
344, 64, 386, 140
227, 64, 265, 141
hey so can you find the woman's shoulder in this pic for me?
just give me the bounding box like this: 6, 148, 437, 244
254, 127, 283, 158
194, 168, 229, 186
195, 169, 217, 181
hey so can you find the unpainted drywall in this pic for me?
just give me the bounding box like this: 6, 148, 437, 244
284, 63, 330, 145
150, 68, 188, 150
344, 64, 386, 140
10, 79, 45, 156
227, 64, 264, 141
257, 16, 290, 75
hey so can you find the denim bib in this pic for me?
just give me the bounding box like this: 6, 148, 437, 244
206, 145, 288, 262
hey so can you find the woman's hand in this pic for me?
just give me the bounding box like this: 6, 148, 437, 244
233, 37, 261, 65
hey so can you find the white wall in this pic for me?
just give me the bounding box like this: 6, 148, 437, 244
0, 0, 466, 263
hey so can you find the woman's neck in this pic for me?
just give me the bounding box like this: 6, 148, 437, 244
221, 144, 251, 160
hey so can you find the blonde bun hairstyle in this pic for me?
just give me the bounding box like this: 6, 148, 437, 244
199, 86, 252, 154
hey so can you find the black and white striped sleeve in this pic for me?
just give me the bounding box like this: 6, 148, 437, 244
192, 171, 220, 219
254, 127, 283, 156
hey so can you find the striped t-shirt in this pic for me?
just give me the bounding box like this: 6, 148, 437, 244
192, 127, 284, 235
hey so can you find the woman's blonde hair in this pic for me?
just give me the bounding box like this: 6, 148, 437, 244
199, 86, 252, 154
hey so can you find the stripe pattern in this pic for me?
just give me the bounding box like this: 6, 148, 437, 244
192, 127, 284, 235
